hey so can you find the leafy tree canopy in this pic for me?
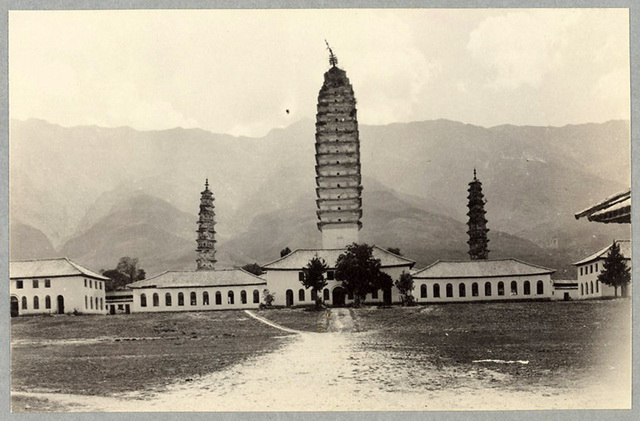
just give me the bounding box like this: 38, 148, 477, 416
386, 247, 402, 256
242, 263, 264, 276
102, 257, 145, 291
335, 243, 393, 307
280, 247, 292, 257
395, 271, 415, 306
302, 257, 328, 310
596, 241, 631, 297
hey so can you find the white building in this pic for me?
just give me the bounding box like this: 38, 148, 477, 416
551, 280, 580, 301
573, 239, 631, 299
10, 257, 108, 316
126, 269, 267, 313
261, 246, 415, 307
105, 289, 133, 314
411, 259, 555, 303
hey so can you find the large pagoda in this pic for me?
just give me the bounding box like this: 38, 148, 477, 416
315, 42, 363, 249
467, 169, 490, 260
196, 179, 217, 270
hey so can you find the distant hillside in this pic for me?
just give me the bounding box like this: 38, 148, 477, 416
10, 221, 57, 261
9, 118, 630, 278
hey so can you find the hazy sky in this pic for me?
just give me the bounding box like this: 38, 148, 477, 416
9, 8, 630, 137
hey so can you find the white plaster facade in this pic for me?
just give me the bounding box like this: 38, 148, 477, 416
573, 240, 631, 299
411, 259, 555, 303
127, 269, 266, 313
261, 247, 415, 307
10, 258, 108, 316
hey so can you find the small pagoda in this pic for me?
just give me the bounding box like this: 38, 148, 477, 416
196, 179, 217, 270
467, 169, 490, 260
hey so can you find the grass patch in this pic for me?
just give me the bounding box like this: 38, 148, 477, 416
11, 311, 292, 396
351, 299, 631, 388
257, 307, 329, 332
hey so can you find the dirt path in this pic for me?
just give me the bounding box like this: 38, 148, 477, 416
13, 308, 631, 412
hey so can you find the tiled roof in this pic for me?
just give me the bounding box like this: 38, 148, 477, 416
10, 257, 109, 280
261, 246, 415, 270
575, 189, 631, 224
127, 269, 267, 289
573, 240, 631, 266
412, 259, 554, 279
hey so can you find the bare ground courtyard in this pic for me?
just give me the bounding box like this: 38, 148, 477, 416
11, 300, 631, 412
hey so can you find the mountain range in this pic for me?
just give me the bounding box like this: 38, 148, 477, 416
9, 118, 630, 278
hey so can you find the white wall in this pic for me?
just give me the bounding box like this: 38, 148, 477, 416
10, 276, 106, 315
130, 285, 265, 313
263, 265, 412, 307
411, 274, 554, 303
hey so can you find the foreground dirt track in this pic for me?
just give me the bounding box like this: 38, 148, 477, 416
11, 300, 631, 411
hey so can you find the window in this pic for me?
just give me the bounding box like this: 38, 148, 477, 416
45, 279, 51, 288
33, 279, 39, 288
327, 271, 335, 280
99, 282, 102, 290
140, 294, 147, 307
95, 297, 99, 309
16, 280, 23, 289
446, 283, 453, 298
311, 289, 318, 301
299, 289, 305, 302
190, 292, 197, 306
590, 265, 594, 274
228, 291, 234, 304
84, 279, 87, 287
323, 288, 330, 301
216, 291, 222, 305
580, 284, 584, 295
203, 291, 210, 305
595, 263, 598, 272
33, 296, 39, 310
580, 267, 583, 276
420, 284, 427, 298
596, 280, 599, 293
90, 297, 94, 309
166, 293, 172, 306
433, 284, 440, 298
241, 290, 247, 304
524, 281, 531, 295
590, 281, 594, 294
22, 296, 27, 309
298, 272, 305, 281
459, 283, 466, 297
537, 280, 544, 295
472, 283, 479, 297
371, 289, 378, 299
485, 282, 492, 296
511, 281, 518, 295
153, 293, 159, 307
85, 296, 88, 308
498, 282, 505, 296
45, 295, 51, 309
253, 289, 260, 304
89, 280, 93, 289
178, 292, 184, 306
100, 298, 103, 310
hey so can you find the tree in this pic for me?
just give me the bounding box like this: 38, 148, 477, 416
301, 257, 328, 310
597, 241, 631, 297
280, 247, 292, 257
395, 271, 415, 306
262, 289, 276, 308
335, 243, 393, 307
386, 247, 402, 256
102, 257, 145, 291
242, 263, 264, 276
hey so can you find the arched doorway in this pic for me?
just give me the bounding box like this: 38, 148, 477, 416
57, 295, 65, 314
285, 289, 294, 307
10, 296, 19, 317
332, 287, 346, 307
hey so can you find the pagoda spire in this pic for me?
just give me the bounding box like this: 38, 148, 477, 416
325, 39, 338, 67
196, 179, 217, 270
467, 170, 490, 260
